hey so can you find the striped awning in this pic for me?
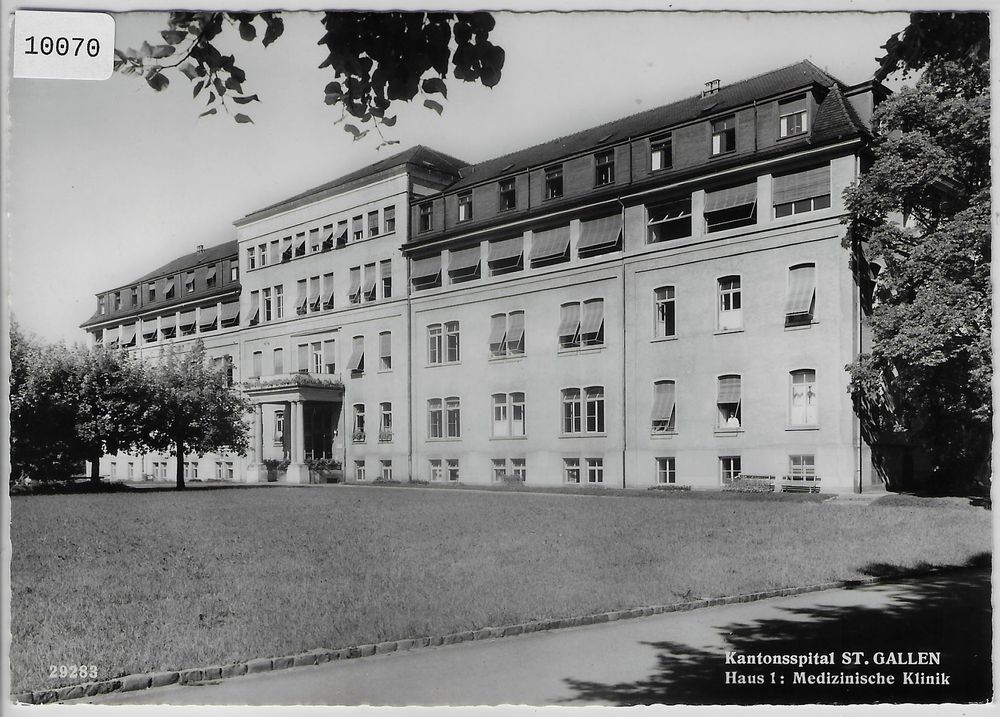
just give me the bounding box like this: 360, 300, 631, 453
448, 246, 481, 272
245, 293, 260, 324
198, 306, 218, 328
205, 265, 217, 281
705, 182, 757, 212
321, 283, 336, 306
296, 293, 308, 310
295, 235, 306, 252
773, 165, 830, 206
179, 310, 196, 329
580, 300, 604, 336
105, 327, 120, 346
557, 303, 581, 338
785, 265, 817, 314
507, 311, 524, 346
220, 302, 240, 322
411, 255, 441, 281
308, 284, 321, 305
488, 314, 506, 347
651, 382, 676, 421
717, 376, 742, 403
297, 344, 309, 371
363, 265, 377, 295
346, 341, 364, 372
379, 331, 390, 356
530, 225, 570, 261
348, 271, 361, 297
141, 319, 157, 336
488, 236, 523, 263
120, 324, 137, 346
577, 215, 622, 252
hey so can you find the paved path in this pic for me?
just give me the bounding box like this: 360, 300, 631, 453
78, 570, 990, 706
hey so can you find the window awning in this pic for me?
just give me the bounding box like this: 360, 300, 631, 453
705, 182, 758, 212
245, 293, 260, 324
141, 319, 157, 336
785, 265, 817, 314
488, 237, 523, 263
205, 265, 217, 281
448, 246, 481, 273
323, 340, 335, 365
530, 225, 570, 261
296, 293, 308, 310
411, 255, 442, 281
346, 342, 364, 372
179, 310, 196, 329
297, 344, 309, 371
558, 303, 581, 337
379, 332, 390, 356
717, 376, 742, 403
120, 324, 137, 346
580, 300, 604, 336
220, 302, 240, 322
578, 215, 622, 252
507, 311, 524, 345
773, 165, 830, 206
198, 306, 218, 328
105, 327, 120, 346
648, 201, 691, 224
322, 283, 336, 306
651, 382, 677, 421
295, 235, 306, 252
488, 314, 506, 346
363, 265, 377, 295
308, 284, 321, 305
348, 271, 361, 297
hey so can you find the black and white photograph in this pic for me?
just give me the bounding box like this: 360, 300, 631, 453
1, 1, 993, 711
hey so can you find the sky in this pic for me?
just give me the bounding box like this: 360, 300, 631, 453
5, 9, 912, 343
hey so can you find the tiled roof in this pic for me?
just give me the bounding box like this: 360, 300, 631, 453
812, 83, 869, 141
241, 145, 467, 222
131, 239, 239, 285
445, 60, 843, 192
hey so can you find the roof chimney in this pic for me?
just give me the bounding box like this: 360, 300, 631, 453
196, 244, 204, 253
702, 79, 720, 97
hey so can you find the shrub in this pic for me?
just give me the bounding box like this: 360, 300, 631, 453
722, 475, 775, 493
648, 484, 692, 492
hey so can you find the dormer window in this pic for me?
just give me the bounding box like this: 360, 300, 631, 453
457, 192, 473, 222
499, 178, 516, 211
779, 95, 808, 138
419, 202, 433, 232
650, 135, 672, 172
595, 150, 615, 186
711, 116, 736, 156
544, 165, 563, 200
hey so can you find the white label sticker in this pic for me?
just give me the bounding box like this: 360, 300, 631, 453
13, 11, 115, 81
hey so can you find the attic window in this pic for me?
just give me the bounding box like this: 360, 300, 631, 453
779, 95, 809, 138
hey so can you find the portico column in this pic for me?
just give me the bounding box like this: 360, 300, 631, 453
246, 403, 265, 483
285, 399, 310, 484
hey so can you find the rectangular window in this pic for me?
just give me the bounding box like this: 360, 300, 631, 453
580, 299, 604, 347
429, 459, 443, 482
306, 276, 321, 313
428, 324, 443, 365
164, 276, 175, 299
274, 410, 285, 443
544, 165, 563, 199
718, 276, 743, 331
428, 399, 443, 439
488, 311, 524, 356
363, 263, 377, 302
130, 287, 138, 306
418, 203, 433, 232
651, 380, 677, 433
294, 232, 306, 258
778, 95, 808, 138
379, 402, 392, 442
650, 134, 672, 171
492, 392, 526, 438
720, 456, 742, 484
445, 397, 461, 438
311, 342, 323, 375
790, 369, 818, 426
185, 271, 195, 294
656, 457, 676, 484
562, 388, 582, 434
411, 254, 442, 291
355, 460, 366, 481
147, 282, 156, 302
274, 285, 284, 319
296, 279, 308, 315
445, 321, 460, 363
368, 210, 380, 237
353, 404, 366, 441
788, 454, 817, 482
269, 240, 279, 265
383, 206, 395, 234
352, 215, 364, 241
323, 339, 336, 373
381, 459, 393, 481
349, 266, 362, 304
511, 458, 526, 482
595, 150, 615, 186
498, 178, 516, 211
347, 335, 365, 375
447, 245, 481, 285
458, 192, 473, 222
273, 348, 284, 374
247, 247, 256, 270
717, 375, 742, 430
309, 228, 321, 253
655, 286, 676, 338
558, 303, 581, 349
206, 265, 218, 288
281, 236, 292, 262
586, 457, 604, 484
230, 265, 239, 282
492, 458, 507, 482
705, 182, 757, 232
785, 264, 817, 326
647, 198, 692, 243
113, 292, 122, 310
380, 260, 392, 299
773, 165, 831, 218
563, 457, 581, 484
446, 459, 460, 482
379, 331, 391, 371
252, 351, 262, 378
262, 288, 272, 322
585, 386, 605, 433
258, 243, 268, 267
487, 236, 523, 275
711, 115, 736, 155
322, 273, 335, 310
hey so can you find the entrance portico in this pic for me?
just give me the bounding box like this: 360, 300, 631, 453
243, 374, 345, 483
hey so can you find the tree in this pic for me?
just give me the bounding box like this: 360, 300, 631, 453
114, 11, 505, 143
844, 12, 990, 490
144, 340, 251, 489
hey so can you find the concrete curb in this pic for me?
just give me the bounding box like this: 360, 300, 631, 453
13, 566, 974, 705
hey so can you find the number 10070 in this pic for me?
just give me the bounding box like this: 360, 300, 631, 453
24, 35, 100, 57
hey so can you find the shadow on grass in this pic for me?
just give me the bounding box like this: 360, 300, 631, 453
10, 480, 274, 496
872, 492, 991, 510
562, 560, 992, 705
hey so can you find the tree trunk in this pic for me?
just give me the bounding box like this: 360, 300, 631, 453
90, 451, 101, 485
175, 439, 185, 490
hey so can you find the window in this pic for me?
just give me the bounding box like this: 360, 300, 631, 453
368, 210, 379, 237
717, 375, 742, 430
274, 410, 285, 443
562, 388, 582, 433
353, 404, 366, 441
487, 236, 523, 275
128, 462, 135, 480
446, 459, 460, 482
347, 335, 364, 375
322, 340, 335, 373
492, 392, 526, 437
98, 296, 107, 315
458, 192, 473, 222
309, 228, 321, 253
270, 240, 279, 264
247, 247, 256, 270
379, 402, 392, 441
788, 454, 817, 482
160, 318, 176, 340
544, 165, 563, 199
230, 265, 239, 282
262, 288, 272, 322
427, 322, 459, 365
184, 461, 199, 481
363, 263, 377, 302
498, 178, 516, 211
294, 233, 306, 258
577, 214, 622, 257
650, 134, 672, 171
206, 265, 218, 288
790, 369, 817, 426
705, 182, 757, 232
310, 342, 323, 374
274, 285, 284, 319
349, 267, 362, 304
595, 150, 615, 186
147, 282, 156, 302
352, 215, 364, 241
418, 203, 433, 232
411, 255, 442, 291
164, 276, 175, 299
428, 398, 443, 438
586, 457, 604, 483
530, 224, 570, 267
778, 95, 808, 138
252, 351, 263, 378
647, 198, 692, 243
718, 276, 742, 331
585, 386, 605, 433
563, 457, 581, 484
445, 321, 460, 363
429, 459, 443, 482
559, 299, 604, 349
110, 461, 117, 478
711, 115, 736, 155
383, 206, 396, 234
258, 243, 268, 267
273, 348, 284, 374
511, 458, 526, 482
428, 324, 443, 365
448, 246, 481, 283
113, 292, 122, 310
355, 460, 366, 481
130, 287, 138, 306
656, 457, 676, 484
562, 387, 604, 434
281, 236, 292, 262
379, 331, 391, 371
296, 279, 308, 316
785, 264, 817, 326
773, 165, 831, 218
185, 271, 195, 293
720, 456, 742, 484
224, 355, 234, 386
322, 273, 335, 310
380, 460, 393, 481
492, 459, 507, 482
445, 397, 461, 437
380, 260, 392, 299
489, 311, 525, 357
651, 381, 677, 433
654, 287, 676, 338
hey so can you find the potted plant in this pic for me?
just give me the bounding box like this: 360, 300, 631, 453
306, 457, 343, 484
262, 458, 290, 482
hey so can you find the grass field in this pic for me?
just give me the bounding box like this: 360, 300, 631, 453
9, 484, 991, 694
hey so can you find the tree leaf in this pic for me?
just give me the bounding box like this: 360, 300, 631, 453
262, 16, 284, 47
423, 98, 444, 115
381, 114, 397, 127
145, 69, 169, 92
421, 76, 448, 99
149, 44, 176, 59
234, 113, 254, 124
161, 30, 187, 45
179, 62, 199, 81
238, 20, 257, 42
193, 80, 204, 98
232, 94, 260, 104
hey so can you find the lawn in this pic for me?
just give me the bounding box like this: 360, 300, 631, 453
9, 484, 991, 694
